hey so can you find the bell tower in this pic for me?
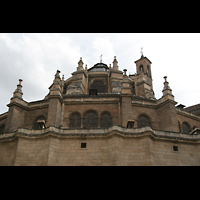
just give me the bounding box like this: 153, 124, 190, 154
134, 49, 155, 99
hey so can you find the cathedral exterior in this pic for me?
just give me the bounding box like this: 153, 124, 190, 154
1, 53, 200, 166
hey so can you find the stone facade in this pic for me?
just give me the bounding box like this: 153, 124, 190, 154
1, 54, 200, 166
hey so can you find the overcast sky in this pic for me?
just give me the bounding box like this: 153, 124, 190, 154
0, 33, 200, 114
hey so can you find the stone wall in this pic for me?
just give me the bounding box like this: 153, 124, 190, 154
1, 126, 200, 166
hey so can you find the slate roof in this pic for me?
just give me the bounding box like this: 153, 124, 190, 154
88, 63, 109, 71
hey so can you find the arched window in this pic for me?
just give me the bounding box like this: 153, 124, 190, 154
83, 111, 98, 128
147, 65, 151, 77
100, 113, 112, 128
33, 116, 46, 130
138, 115, 151, 128
139, 65, 144, 72
182, 122, 191, 134
70, 113, 81, 128
178, 121, 182, 133
90, 81, 106, 94
132, 82, 136, 95
0, 124, 5, 135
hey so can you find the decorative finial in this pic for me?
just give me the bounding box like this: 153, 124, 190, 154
113, 56, 118, 70
140, 47, 144, 58
123, 69, 127, 76
77, 57, 84, 70
12, 78, 23, 99
19, 79, 23, 85
54, 70, 61, 80
78, 57, 83, 64
85, 64, 87, 70
162, 75, 173, 98
62, 75, 64, 80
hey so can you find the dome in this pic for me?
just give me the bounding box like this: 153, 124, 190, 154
88, 63, 109, 72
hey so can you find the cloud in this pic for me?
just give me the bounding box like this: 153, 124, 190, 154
92, 37, 115, 65
0, 33, 82, 113
1, 33, 200, 114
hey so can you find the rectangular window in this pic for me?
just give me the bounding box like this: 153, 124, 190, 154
173, 146, 178, 151
81, 143, 87, 148
89, 89, 97, 95
127, 121, 134, 128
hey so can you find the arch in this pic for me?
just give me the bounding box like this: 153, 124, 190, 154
69, 112, 81, 128
137, 114, 151, 128
0, 124, 5, 135
100, 112, 112, 128
136, 113, 152, 123
139, 65, 144, 72
33, 115, 46, 130
147, 65, 151, 77
89, 79, 106, 87
182, 121, 191, 134
90, 81, 106, 94
83, 110, 98, 128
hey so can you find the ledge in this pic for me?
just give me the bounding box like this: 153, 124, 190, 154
1, 126, 200, 143
0, 112, 8, 120
176, 108, 200, 121
63, 93, 121, 99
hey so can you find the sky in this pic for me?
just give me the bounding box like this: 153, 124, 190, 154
0, 33, 200, 114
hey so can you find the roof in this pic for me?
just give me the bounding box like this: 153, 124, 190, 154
134, 56, 152, 64
184, 103, 200, 112
176, 104, 186, 109
88, 63, 109, 71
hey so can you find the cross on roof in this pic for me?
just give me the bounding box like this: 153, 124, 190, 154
140, 47, 143, 55
100, 54, 103, 63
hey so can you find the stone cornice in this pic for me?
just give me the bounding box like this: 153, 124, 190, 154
6, 99, 49, 112
63, 93, 121, 99
1, 126, 200, 143
48, 94, 63, 103
156, 98, 177, 108
176, 108, 200, 121
72, 70, 87, 77
0, 112, 8, 120
7, 101, 28, 110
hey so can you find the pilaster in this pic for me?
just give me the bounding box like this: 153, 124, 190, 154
157, 76, 179, 132
120, 71, 133, 127
4, 79, 28, 133
46, 70, 63, 128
